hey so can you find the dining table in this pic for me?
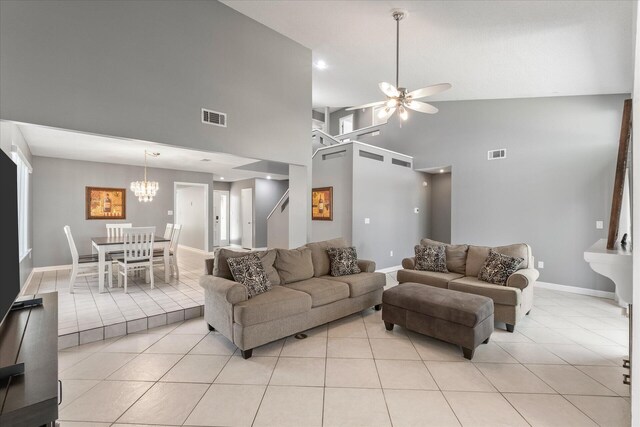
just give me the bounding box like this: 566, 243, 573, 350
91, 235, 171, 293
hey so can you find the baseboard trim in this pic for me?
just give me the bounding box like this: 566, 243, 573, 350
534, 281, 615, 300
178, 245, 207, 255
33, 264, 72, 272
20, 269, 37, 296
377, 265, 402, 274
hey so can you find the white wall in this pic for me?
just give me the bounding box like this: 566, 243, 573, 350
175, 185, 206, 251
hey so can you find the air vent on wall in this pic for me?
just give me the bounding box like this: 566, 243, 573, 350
487, 149, 506, 160
202, 108, 227, 127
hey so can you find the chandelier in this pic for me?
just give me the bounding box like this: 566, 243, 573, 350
130, 150, 159, 202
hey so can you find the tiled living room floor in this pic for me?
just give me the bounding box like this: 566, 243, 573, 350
56, 277, 630, 427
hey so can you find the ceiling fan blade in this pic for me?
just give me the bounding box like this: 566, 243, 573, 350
346, 100, 386, 111
405, 100, 439, 114
407, 83, 452, 99
379, 82, 400, 98
378, 106, 396, 120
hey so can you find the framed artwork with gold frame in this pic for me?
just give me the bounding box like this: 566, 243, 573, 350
312, 187, 333, 221
86, 187, 126, 220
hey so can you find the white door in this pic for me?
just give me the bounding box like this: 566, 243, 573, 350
241, 188, 253, 249
213, 190, 230, 247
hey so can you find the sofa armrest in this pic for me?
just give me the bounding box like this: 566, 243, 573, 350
199, 275, 248, 304
402, 257, 416, 270
507, 268, 539, 290
357, 259, 376, 273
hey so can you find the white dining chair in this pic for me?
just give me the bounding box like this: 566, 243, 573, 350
106, 223, 132, 239
163, 223, 174, 240
115, 227, 155, 293
64, 225, 112, 293
153, 223, 181, 279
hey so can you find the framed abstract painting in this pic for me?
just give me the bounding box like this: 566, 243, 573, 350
86, 187, 126, 220
312, 187, 332, 221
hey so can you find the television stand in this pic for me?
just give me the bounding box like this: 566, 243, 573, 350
0, 293, 58, 427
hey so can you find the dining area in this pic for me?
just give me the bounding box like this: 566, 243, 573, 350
63, 223, 182, 294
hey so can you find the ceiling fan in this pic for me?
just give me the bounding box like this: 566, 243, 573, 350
347, 9, 451, 121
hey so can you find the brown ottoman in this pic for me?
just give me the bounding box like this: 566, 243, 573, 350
382, 283, 494, 360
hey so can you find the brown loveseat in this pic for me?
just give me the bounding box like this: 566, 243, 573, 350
398, 238, 538, 332
200, 238, 385, 358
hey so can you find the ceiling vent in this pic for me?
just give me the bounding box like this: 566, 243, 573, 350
202, 108, 227, 127
487, 149, 506, 160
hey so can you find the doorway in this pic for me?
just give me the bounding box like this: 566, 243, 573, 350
339, 114, 354, 134
429, 171, 452, 243
213, 190, 230, 247
174, 182, 209, 252
241, 188, 253, 249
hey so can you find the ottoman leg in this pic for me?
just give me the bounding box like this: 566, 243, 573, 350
483, 337, 490, 344
240, 349, 253, 359
374, 304, 382, 311
506, 324, 515, 333
384, 321, 394, 331
208, 324, 215, 332
462, 347, 475, 360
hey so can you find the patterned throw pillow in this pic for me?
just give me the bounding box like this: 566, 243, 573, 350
326, 247, 361, 277
414, 245, 448, 273
478, 249, 524, 286
227, 253, 272, 298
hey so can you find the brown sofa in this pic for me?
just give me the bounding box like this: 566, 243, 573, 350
200, 238, 385, 358
398, 238, 538, 332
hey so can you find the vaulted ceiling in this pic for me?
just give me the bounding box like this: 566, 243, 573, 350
223, 0, 633, 108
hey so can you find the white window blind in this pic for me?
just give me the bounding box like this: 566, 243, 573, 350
11, 146, 32, 261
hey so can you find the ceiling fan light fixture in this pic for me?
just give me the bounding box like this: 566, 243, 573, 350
398, 105, 409, 121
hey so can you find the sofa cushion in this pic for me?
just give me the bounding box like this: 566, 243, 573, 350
449, 276, 521, 306
396, 269, 464, 288
233, 286, 312, 326
327, 246, 361, 276
284, 278, 350, 307
383, 283, 494, 328
466, 244, 529, 277
214, 248, 280, 285
306, 237, 348, 277
478, 250, 524, 286
275, 247, 314, 284
227, 253, 272, 298
420, 238, 468, 275
415, 245, 448, 273
324, 272, 386, 297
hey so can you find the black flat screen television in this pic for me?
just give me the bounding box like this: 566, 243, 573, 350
0, 149, 20, 327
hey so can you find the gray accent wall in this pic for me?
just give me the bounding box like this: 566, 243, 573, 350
0, 121, 33, 288
0, 0, 311, 168
255, 179, 289, 248
429, 173, 452, 244
32, 156, 214, 267
367, 94, 627, 292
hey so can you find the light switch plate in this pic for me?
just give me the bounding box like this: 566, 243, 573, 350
364, 218, 370, 224
168, 210, 174, 216
596, 220, 603, 229
538, 261, 544, 269
414, 207, 419, 213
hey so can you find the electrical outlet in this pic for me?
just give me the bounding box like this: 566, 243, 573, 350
364, 218, 370, 224
390, 250, 393, 257
168, 210, 174, 216
538, 261, 544, 269
596, 220, 604, 229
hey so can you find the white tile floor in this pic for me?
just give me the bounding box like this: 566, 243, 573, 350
24, 250, 208, 347
56, 272, 631, 427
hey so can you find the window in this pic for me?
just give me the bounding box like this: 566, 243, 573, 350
12, 146, 32, 261
338, 114, 353, 134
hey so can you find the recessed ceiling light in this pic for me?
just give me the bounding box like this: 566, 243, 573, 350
266, 175, 272, 180
439, 169, 444, 173
220, 177, 225, 180
315, 60, 327, 70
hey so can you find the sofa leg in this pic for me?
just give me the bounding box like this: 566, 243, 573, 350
526, 310, 531, 315
384, 321, 394, 331
483, 337, 490, 344
374, 304, 382, 311
207, 324, 215, 332
240, 349, 253, 359
506, 324, 515, 333
462, 347, 475, 360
